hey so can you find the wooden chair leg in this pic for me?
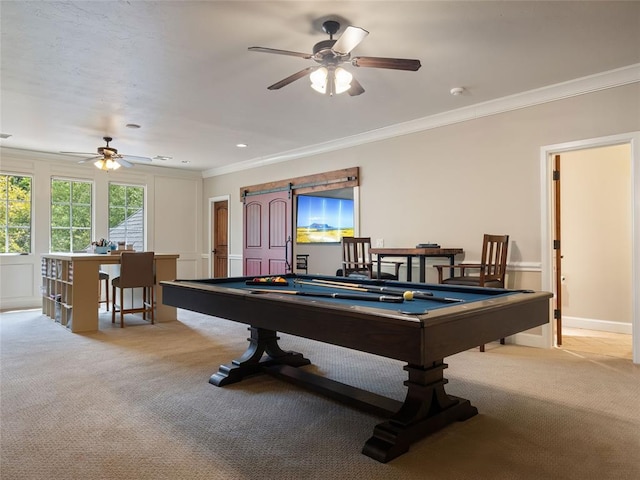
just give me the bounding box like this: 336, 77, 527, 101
120, 288, 125, 328
111, 286, 116, 324
479, 344, 485, 352
98, 274, 110, 312
150, 287, 155, 324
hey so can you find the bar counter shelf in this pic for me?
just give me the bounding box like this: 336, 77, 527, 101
40, 252, 180, 332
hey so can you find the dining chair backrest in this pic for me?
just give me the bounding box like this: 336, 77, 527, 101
479, 234, 509, 286
341, 236, 374, 278
118, 252, 155, 288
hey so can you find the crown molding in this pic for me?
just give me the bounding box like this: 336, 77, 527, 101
203, 63, 640, 178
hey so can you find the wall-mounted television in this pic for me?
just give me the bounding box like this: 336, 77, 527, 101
296, 194, 354, 244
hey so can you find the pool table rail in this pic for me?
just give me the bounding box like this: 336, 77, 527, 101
160, 274, 552, 463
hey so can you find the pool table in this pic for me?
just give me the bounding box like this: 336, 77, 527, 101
161, 274, 552, 463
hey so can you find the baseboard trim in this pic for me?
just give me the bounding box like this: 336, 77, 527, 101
0, 298, 41, 312
562, 316, 632, 335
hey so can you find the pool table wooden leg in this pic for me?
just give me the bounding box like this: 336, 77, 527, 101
210, 326, 311, 387
362, 361, 478, 463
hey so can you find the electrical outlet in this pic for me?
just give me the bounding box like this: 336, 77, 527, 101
375, 238, 384, 248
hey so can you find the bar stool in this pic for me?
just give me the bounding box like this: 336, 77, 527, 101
111, 252, 155, 328
98, 270, 109, 311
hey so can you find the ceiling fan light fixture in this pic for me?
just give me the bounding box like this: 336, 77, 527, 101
334, 67, 353, 94
310, 66, 352, 95
94, 158, 122, 171
250, 20, 419, 96
310, 67, 328, 94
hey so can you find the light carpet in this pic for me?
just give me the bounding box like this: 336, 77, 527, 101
1, 309, 639, 480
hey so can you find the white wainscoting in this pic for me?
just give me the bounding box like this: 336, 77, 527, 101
0, 261, 38, 310
228, 254, 243, 277
175, 256, 200, 280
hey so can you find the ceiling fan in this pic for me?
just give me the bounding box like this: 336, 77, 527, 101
61, 136, 153, 170
249, 20, 421, 96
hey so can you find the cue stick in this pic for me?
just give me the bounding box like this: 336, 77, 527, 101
306, 278, 463, 303
249, 289, 404, 303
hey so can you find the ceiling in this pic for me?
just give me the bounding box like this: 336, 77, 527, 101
1, 1, 639, 175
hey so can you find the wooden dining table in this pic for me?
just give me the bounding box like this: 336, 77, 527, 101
369, 247, 464, 282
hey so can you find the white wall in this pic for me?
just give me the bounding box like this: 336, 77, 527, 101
202, 83, 640, 293
0, 150, 203, 310
201, 83, 640, 352
561, 144, 632, 328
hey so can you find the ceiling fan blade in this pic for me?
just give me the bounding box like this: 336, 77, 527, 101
118, 159, 133, 168
351, 56, 421, 71
267, 67, 317, 90
61, 151, 98, 156
348, 77, 365, 96
77, 156, 101, 164
120, 155, 152, 163
332, 26, 369, 55
248, 47, 312, 59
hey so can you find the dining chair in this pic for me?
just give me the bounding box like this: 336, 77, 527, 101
340, 237, 402, 280
295, 254, 309, 274
111, 251, 155, 328
434, 234, 509, 351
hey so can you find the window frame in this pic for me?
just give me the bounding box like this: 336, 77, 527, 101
50, 177, 94, 253
0, 172, 34, 255
108, 182, 146, 251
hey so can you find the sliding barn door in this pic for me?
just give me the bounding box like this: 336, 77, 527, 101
243, 191, 292, 276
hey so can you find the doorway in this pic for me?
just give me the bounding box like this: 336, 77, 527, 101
540, 132, 640, 364
556, 145, 632, 359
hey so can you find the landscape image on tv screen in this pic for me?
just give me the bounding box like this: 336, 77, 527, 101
296, 195, 354, 243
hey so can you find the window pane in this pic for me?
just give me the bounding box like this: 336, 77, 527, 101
8, 227, 31, 253
8, 202, 30, 225
72, 229, 91, 252
72, 182, 91, 204
109, 206, 126, 228
51, 229, 70, 252
127, 188, 143, 208
51, 180, 70, 203
71, 205, 91, 227
51, 204, 70, 226
110, 184, 126, 206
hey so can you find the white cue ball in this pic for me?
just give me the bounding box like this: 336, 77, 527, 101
403, 291, 414, 301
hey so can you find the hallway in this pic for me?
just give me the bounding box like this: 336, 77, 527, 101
561, 327, 632, 360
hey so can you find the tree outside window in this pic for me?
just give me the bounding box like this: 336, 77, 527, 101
0, 174, 32, 253
109, 183, 144, 251
50, 179, 92, 252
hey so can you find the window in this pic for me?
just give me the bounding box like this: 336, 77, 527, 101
50, 179, 93, 252
109, 183, 145, 251
0, 174, 32, 254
